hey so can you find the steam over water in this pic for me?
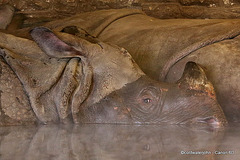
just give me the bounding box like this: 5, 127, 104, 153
0, 124, 239, 160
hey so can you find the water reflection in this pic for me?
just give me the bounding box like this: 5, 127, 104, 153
0, 124, 239, 160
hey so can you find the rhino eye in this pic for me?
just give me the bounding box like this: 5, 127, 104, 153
137, 87, 161, 112
130, 86, 163, 121
143, 98, 152, 104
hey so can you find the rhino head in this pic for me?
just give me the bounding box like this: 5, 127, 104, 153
30, 27, 227, 126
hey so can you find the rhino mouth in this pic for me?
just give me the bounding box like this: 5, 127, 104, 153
195, 116, 226, 127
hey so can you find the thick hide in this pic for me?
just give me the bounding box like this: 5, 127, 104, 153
0, 8, 228, 126
49, 9, 240, 122
47, 9, 240, 80
0, 32, 92, 124
0, 29, 227, 126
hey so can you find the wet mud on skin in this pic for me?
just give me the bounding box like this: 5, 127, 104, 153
0, 124, 239, 160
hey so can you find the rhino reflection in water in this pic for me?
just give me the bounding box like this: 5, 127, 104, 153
0, 6, 226, 126
0, 125, 230, 160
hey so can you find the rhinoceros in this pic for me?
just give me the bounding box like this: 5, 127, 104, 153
0, 7, 227, 126
31, 9, 240, 123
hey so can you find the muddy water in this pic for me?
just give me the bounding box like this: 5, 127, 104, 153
0, 124, 239, 160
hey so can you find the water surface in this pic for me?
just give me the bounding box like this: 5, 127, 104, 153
0, 124, 239, 160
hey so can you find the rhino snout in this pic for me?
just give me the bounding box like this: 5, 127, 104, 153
194, 116, 227, 127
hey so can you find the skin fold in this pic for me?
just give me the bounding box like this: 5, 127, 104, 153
0, 6, 227, 126
39, 9, 240, 123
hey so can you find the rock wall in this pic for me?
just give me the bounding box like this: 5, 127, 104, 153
1, 0, 240, 19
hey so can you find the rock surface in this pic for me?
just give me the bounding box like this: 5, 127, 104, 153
1, 0, 240, 20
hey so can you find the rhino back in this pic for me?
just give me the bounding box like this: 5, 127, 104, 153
96, 13, 240, 80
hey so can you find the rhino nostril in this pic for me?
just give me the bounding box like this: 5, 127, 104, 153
197, 117, 221, 126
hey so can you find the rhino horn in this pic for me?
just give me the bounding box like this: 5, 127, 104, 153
177, 62, 216, 99
30, 27, 93, 58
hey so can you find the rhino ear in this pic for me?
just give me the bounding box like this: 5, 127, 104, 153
30, 27, 84, 58
178, 62, 215, 98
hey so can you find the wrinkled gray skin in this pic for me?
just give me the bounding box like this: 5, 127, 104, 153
44, 10, 240, 123
97, 21, 240, 123
0, 7, 227, 126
